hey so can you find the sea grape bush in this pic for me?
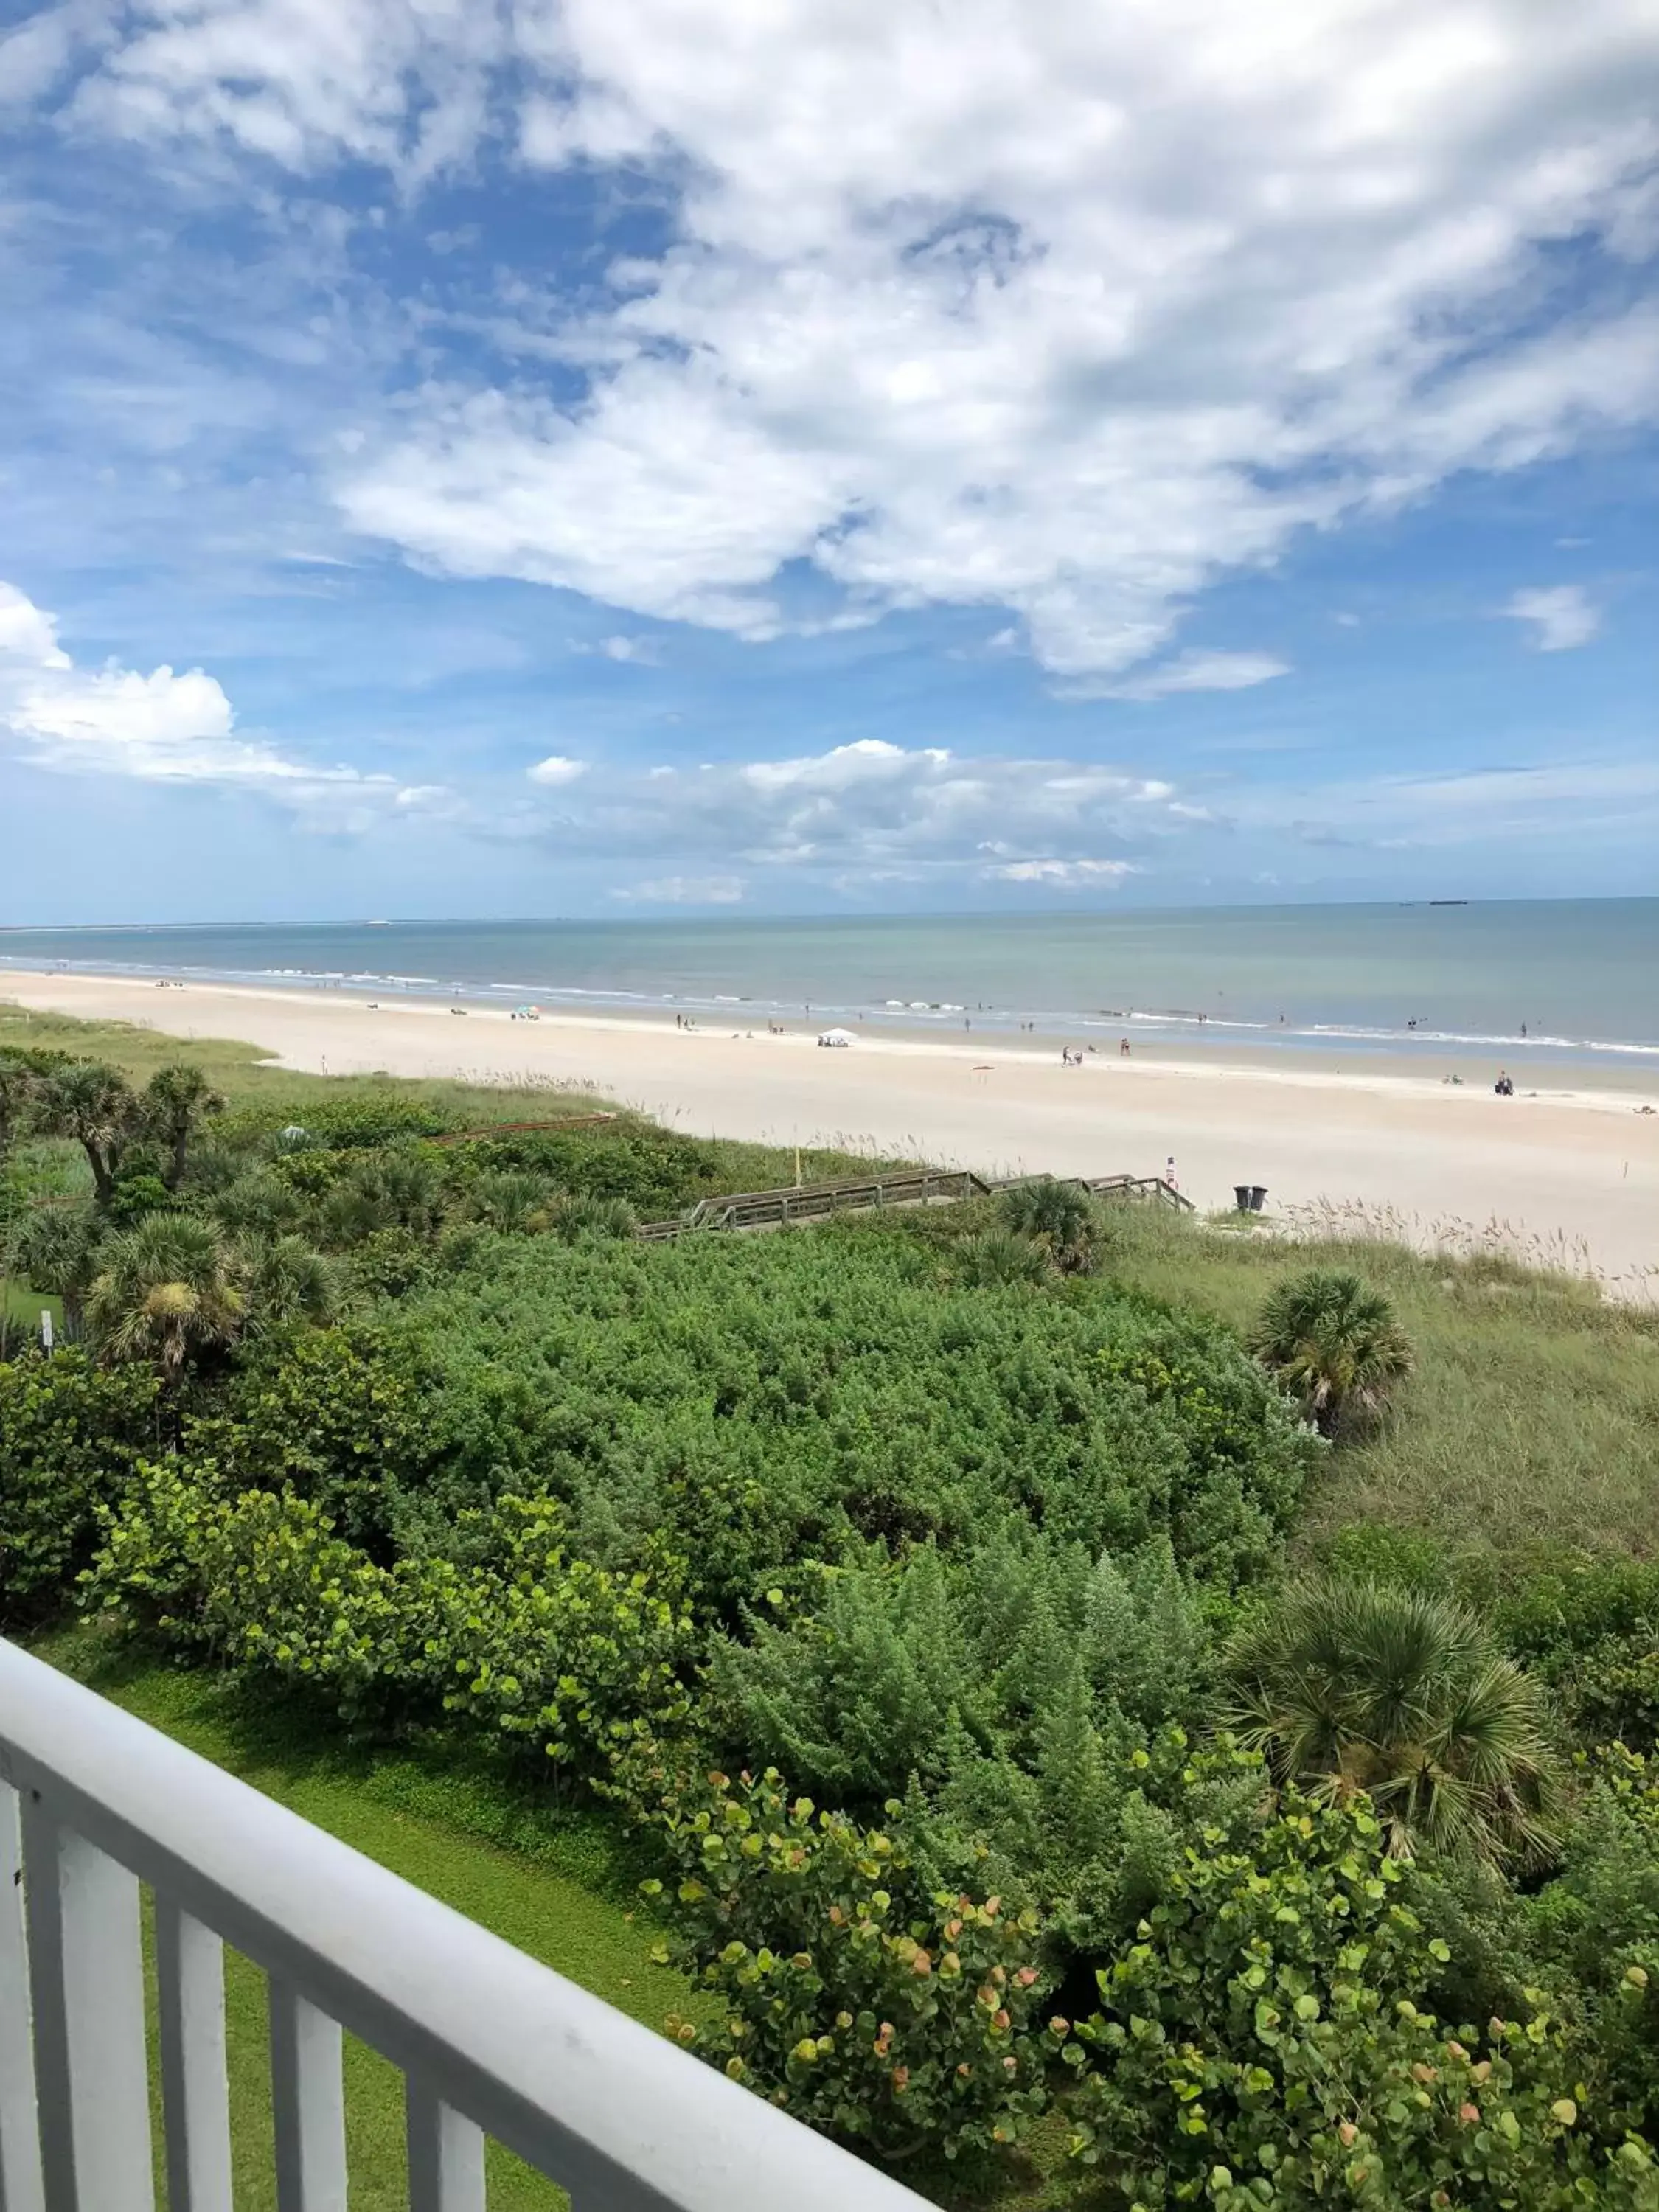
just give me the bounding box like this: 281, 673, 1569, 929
644, 1765, 1057, 2165
1061, 1760, 1659, 2209
175, 1322, 439, 1553
0, 1350, 158, 1623
1523, 1747, 1659, 2139
87, 1466, 696, 1787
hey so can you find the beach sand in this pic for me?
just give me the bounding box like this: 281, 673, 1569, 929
5, 970, 1657, 1295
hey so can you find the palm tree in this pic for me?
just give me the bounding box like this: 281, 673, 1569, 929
86, 1213, 246, 1382
235, 1234, 339, 1335
320, 1149, 445, 1247
466, 1169, 558, 1233
1001, 1176, 1094, 1260
955, 1228, 1051, 1287
6, 1202, 104, 1335
1248, 1270, 1413, 1436
1224, 1579, 1562, 1868
212, 1170, 309, 1239
142, 1064, 226, 1191
32, 1061, 140, 1207
0, 1054, 37, 1169
549, 1194, 637, 1242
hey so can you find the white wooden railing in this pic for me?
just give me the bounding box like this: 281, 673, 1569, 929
0, 1637, 933, 2212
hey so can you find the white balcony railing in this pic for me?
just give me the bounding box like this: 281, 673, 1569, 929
0, 1636, 934, 2212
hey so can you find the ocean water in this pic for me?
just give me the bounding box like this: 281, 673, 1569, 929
2, 901, 1656, 1067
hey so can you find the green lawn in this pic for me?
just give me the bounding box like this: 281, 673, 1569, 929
31, 1624, 700, 2212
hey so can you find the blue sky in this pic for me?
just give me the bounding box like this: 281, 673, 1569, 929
1, 0, 1656, 922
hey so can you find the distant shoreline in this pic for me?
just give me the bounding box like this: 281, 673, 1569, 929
5, 967, 1657, 1298
2, 953, 1655, 1091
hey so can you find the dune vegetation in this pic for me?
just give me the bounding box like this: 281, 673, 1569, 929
4, 1004, 1659, 2210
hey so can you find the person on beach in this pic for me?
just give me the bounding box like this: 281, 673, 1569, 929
1120, 1037, 1131, 1056
1495, 1071, 1514, 1096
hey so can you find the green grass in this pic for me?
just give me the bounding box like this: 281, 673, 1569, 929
1088, 1200, 1659, 1565
32, 1621, 700, 2211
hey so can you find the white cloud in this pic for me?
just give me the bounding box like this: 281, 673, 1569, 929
0, 582, 71, 669
15, 0, 1659, 705
1502, 584, 1602, 651
1096, 650, 1293, 703
595, 634, 658, 664
0, 577, 426, 824
265, 0, 1659, 675
981, 858, 1141, 886
611, 874, 745, 905
507, 736, 1175, 893
526, 753, 588, 785
67, 0, 503, 183
1242, 754, 1659, 853
738, 737, 950, 796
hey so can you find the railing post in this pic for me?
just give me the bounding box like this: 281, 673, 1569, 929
0, 1782, 45, 2212
270, 1980, 348, 2212
156, 1900, 234, 2212
406, 2078, 485, 2212
19, 1799, 155, 2212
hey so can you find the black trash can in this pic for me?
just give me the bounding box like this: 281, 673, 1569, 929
1234, 1185, 1252, 1212
1249, 1185, 1268, 1212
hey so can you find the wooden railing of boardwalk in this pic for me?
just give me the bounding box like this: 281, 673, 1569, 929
635, 1169, 1192, 1242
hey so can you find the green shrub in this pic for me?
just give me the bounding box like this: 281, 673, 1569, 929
642, 1765, 1057, 2166
1523, 1747, 1659, 2138
472, 1125, 728, 1217
711, 1532, 1211, 1825
378, 1229, 1320, 1609
1061, 1762, 1659, 2208
216, 1094, 456, 1150
178, 1324, 437, 1552
86, 1469, 695, 1790
0, 1351, 158, 1623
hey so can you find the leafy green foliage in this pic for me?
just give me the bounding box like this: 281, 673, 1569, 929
375, 1226, 1319, 1610
1523, 1747, 1659, 2138
712, 1533, 1208, 1828
643, 1766, 1057, 2164
87, 1468, 695, 1790
30, 1060, 140, 1206
86, 1213, 247, 1380
999, 1179, 1101, 1273
953, 1228, 1050, 1287
215, 1092, 456, 1150
1225, 1579, 1562, 1868
141, 1063, 226, 1191
1248, 1270, 1413, 1436
175, 1323, 438, 1551
0, 1349, 158, 1622
1062, 1762, 1659, 2210
5, 1199, 103, 1325
548, 1193, 639, 1242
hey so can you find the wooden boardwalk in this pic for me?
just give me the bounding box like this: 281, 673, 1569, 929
635, 1168, 1192, 1242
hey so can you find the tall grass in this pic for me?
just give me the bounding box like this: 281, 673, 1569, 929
1089, 1200, 1659, 1565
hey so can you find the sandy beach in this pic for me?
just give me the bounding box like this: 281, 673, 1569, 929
4, 970, 1657, 1296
